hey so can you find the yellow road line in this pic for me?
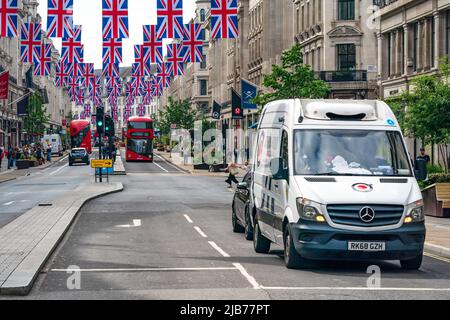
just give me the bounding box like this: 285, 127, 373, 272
424, 252, 450, 263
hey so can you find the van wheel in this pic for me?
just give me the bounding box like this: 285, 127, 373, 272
253, 217, 271, 253
284, 224, 307, 269
232, 204, 245, 233
244, 207, 253, 241
400, 254, 423, 270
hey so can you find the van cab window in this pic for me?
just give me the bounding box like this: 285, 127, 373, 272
294, 130, 412, 176
281, 130, 289, 170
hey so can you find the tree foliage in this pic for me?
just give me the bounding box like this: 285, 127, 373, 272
253, 44, 330, 106
23, 91, 50, 138
386, 56, 450, 171
157, 97, 197, 135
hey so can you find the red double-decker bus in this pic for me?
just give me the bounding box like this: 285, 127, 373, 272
70, 120, 92, 154
126, 117, 154, 162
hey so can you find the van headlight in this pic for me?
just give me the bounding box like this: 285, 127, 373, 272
405, 200, 425, 223
296, 198, 326, 223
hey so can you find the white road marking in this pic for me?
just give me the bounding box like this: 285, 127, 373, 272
3, 201, 14, 206
58, 154, 69, 162
184, 214, 193, 223
208, 241, 230, 258
116, 219, 141, 228
51, 267, 238, 272
155, 154, 186, 173
233, 263, 261, 289
49, 163, 68, 175
153, 161, 169, 173
194, 226, 208, 238
259, 286, 450, 291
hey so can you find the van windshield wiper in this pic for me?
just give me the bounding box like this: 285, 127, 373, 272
313, 172, 373, 176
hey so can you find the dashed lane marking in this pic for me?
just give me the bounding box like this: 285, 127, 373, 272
184, 214, 193, 223
194, 226, 208, 238
49, 163, 68, 175
208, 241, 230, 258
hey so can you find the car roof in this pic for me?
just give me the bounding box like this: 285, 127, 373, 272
71, 148, 86, 151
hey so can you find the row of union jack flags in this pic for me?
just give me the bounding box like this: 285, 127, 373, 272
1, 0, 238, 121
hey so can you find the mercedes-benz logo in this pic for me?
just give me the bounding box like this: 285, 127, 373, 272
359, 207, 375, 223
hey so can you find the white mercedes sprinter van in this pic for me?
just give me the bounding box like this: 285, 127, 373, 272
251, 99, 426, 270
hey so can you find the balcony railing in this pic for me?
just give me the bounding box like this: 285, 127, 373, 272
317, 70, 368, 82
372, 0, 398, 9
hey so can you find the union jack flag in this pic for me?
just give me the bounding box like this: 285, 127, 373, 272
143, 25, 163, 64
61, 26, 83, 64
112, 108, 118, 122
156, 0, 184, 39
210, 0, 238, 39
66, 62, 83, 80
166, 43, 184, 77
102, 0, 129, 39
141, 80, 153, 104
92, 94, 102, 107
46, 0, 73, 38
182, 23, 203, 63
54, 61, 68, 87
0, 0, 19, 38
84, 103, 91, 117
103, 38, 122, 64
67, 75, 81, 99
73, 112, 79, 120
89, 76, 102, 100
132, 76, 145, 96
80, 111, 86, 120
137, 103, 145, 117
33, 41, 52, 77
157, 62, 171, 88
81, 63, 95, 88
109, 95, 117, 108
125, 81, 135, 103
91, 114, 96, 124
132, 62, 151, 78
102, 62, 120, 78
153, 76, 163, 97
20, 23, 42, 63
107, 76, 122, 98
74, 87, 85, 105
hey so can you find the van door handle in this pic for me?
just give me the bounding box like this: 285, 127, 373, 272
274, 183, 279, 190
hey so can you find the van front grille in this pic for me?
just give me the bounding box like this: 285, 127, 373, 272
326, 204, 404, 227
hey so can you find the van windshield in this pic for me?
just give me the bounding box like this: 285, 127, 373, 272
294, 130, 413, 176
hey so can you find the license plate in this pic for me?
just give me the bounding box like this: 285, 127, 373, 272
348, 242, 386, 251
74, 159, 82, 162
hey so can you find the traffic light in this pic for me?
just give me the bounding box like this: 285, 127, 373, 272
96, 107, 104, 134
105, 115, 115, 137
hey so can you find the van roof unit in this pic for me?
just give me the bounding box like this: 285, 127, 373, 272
299, 99, 378, 121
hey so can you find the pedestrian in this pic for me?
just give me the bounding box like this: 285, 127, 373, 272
183, 146, 190, 165
11, 147, 17, 168
417, 147, 431, 164
46, 144, 52, 162
0, 146, 3, 171
224, 162, 241, 188
7, 145, 13, 170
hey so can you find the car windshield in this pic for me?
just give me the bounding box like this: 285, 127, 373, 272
294, 129, 412, 176
71, 149, 85, 155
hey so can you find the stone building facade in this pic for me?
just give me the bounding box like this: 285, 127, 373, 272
293, 0, 379, 99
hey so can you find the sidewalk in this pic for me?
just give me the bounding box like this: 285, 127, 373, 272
425, 216, 450, 260
0, 152, 68, 184
155, 150, 246, 178
0, 181, 123, 295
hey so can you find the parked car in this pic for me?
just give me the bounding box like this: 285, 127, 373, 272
231, 171, 253, 240
250, 99, 426, 270
69, 148, 90, 166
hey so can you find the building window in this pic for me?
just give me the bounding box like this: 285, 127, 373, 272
200, 80, 207, 96
200, 28, 205, 40
200, 9, 206, 22
337, 44, 356, 71
446, 11, 450, 55
413, 22, 419, 71
200, 55, 207, 69
338, 0, 355, 21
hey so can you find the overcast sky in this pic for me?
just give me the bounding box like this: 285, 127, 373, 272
37, 0, 197, 69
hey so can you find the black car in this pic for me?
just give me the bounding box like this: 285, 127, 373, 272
69, 148, 90, 166
231, 171, 253, 240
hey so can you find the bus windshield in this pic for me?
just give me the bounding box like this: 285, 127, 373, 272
128, 121, 153, 130
127, 138, 153, 156
294, 129, 413, 177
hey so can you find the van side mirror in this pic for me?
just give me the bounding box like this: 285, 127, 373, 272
237, 182, 248, 190
270, 157, 288, 180
415, 158, 427, 181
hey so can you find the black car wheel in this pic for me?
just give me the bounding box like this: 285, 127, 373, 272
400, 254, 423, 270
253, 216, 271, 253
284, 224, 308, 269
232, 202, 245, 233
244, 207, 253, 241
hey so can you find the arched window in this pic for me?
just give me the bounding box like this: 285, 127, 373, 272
200, 9, 206, 22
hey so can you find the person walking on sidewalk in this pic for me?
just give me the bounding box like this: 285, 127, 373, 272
7, 145, 13, 170
0, 146, 3, 172
46, 143, 52, 162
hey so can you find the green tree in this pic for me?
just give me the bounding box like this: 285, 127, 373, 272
157, 97, 197, 135
386, 56, 450, 172
23, 91, 50, 140
253, 43, 330, 106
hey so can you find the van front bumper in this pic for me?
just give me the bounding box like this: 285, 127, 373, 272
290, 221, 425, 261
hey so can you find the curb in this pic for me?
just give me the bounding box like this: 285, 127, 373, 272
424, 242, 450, 260
154, 152, 192, 174
0, 177, 16, 184
0, 182, 124, 296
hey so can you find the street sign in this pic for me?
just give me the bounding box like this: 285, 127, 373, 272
91, 159, 113, 168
